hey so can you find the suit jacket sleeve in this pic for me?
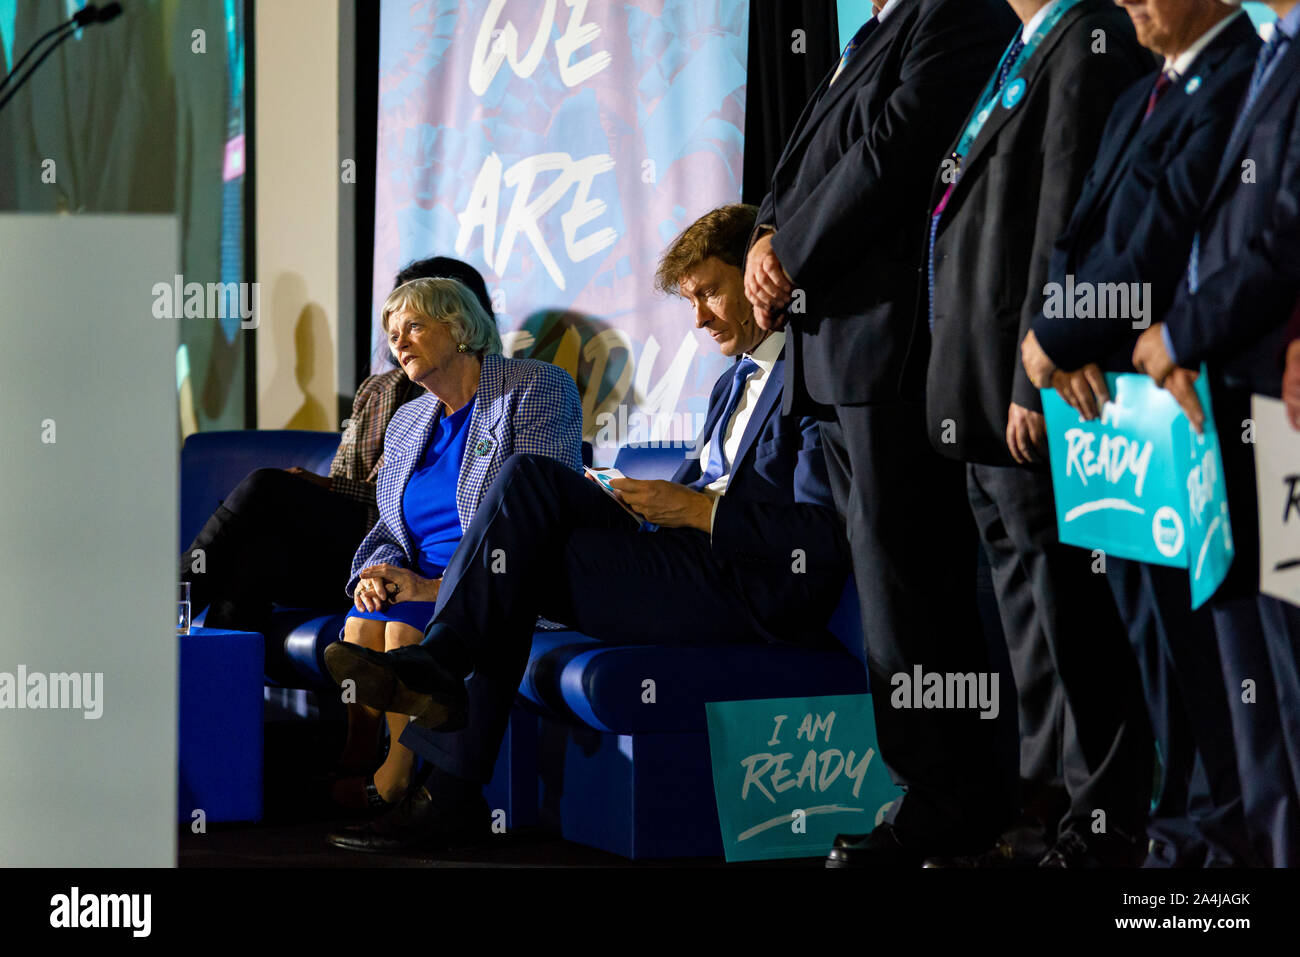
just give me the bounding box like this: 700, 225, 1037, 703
329, 374, 383, 508
510, 365, 584, 472
343, 421, 408, 595
1166, 105, 1300, 365
1013, 50, 1148, 409
769, 2, 1009, 292
708, 415, 848, 571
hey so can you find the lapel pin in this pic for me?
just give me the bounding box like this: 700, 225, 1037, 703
475, 438, 493, 457
1002, 78, 1027, 111
1185, 76, 1202, 95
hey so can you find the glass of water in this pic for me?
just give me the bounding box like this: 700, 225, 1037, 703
178, 582, 191, 635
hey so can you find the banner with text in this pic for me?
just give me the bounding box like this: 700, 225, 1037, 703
704, 693, 903, 863
1252, 395, 1300, 608
374, 0, 748, 459
1043, 367, 1233, 608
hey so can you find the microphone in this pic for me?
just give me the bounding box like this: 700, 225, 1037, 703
74, 3, 124, 27
0, 3, 124, 112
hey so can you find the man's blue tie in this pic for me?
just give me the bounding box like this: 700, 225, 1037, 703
692, 356, 759, 489
830, 18, 879, 86
1188, 27, 1290, 293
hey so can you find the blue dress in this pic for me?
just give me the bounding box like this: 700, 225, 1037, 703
346, 396, 475, 631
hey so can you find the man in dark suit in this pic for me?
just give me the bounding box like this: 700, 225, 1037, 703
1017, 0, 1260, 867
923, 0, 1155, 867
744, 0, 1021, 869
320, 204, 852, 850
1128, 0, 1300, 866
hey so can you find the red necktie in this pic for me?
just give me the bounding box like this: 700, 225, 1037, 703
1143, 71, 1174, 123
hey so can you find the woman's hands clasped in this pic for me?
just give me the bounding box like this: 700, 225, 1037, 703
353, 563, 441, 612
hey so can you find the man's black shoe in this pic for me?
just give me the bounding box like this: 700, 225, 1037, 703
825, 824, 926, 869
1038, 829, 1143, 868
922, 817, 1052, 868
832, 832, 870, 849
324, 642, 468, 731
327, 785, 491, 852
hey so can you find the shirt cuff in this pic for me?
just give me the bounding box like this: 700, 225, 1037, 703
1161, 325, 1178, 365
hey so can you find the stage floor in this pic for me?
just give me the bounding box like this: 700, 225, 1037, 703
174, 690, 819, 868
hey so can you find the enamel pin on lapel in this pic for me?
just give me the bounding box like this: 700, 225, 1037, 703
474, 438, 493, 457
1185, 76, 1202, 95
1002, 78, 1027, 111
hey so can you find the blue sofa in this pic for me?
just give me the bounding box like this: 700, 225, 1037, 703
181, 430, 1007, 858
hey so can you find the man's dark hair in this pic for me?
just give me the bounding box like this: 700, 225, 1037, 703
655, 203, 758, 296
394, 256, 493, 317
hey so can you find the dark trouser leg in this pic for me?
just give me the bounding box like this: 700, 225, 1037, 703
967, 465, 1067, 825
180, 468, 373, 632
1214, 595, 1300, 865
402, 453, 768, 784
1107, 558, 1251, 866
969, 464, 1152, 848
818, 404, 1009, 853
1258, 594, 1300, 848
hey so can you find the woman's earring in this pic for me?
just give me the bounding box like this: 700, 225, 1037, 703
457, 342, 469, 353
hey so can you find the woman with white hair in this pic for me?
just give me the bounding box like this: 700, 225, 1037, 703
332, 277, 581, 812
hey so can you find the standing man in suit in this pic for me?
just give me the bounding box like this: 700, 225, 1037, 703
320, 204, 852, 851
1129, 0, 1300, 865
743, 0, 1021, 869
924, 0, 1155, 866
1018, 0, 1260, 867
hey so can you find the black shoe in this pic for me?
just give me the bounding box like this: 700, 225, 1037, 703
922, 817, 1052, 869
832, 832, 870, 849
1038, 829, 1142, 868
323, 642, 468, 731
825, 824, 926, 869
922, 837, 1036, 869
326, 785, 490, 853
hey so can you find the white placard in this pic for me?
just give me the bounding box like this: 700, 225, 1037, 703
1252, 394, 1300, 608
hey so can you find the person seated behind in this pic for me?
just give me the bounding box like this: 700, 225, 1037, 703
179, 256, 493, 665
321, 203, 852, 851
331, 277, 582, 811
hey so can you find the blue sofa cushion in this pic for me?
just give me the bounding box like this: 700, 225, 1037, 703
520, 629, 867, 734
180, 430, 342, 551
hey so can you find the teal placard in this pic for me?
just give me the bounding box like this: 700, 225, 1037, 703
704, 693, 903, 862
1177, 373, 1235, 609
1043, 373, 1187, 566
1042, 366, 1234, 606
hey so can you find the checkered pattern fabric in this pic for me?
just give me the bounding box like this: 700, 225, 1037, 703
345, 354, 583, 597
329, 369, 424, 525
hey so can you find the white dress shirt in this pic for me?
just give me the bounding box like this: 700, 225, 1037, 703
876, 0, 907, 25
696, 330, 786, 531
1023, 0, 1066, 42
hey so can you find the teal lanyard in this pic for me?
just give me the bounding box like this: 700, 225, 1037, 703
954, 0, 1084, 160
